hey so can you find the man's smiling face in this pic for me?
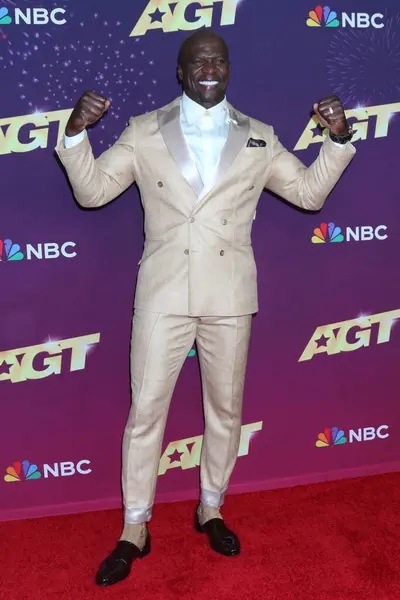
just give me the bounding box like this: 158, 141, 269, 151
177, 32, 230, 109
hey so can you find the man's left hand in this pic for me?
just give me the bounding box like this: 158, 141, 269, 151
313, 95, 349, 135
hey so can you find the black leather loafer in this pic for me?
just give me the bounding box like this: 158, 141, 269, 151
195, 510, 240, 556
95, 535, 151, 586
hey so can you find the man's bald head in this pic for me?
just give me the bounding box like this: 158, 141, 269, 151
178, 30, 229, 68
177, 30, 230, 109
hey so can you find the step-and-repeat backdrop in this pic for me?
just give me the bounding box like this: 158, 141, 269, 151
1, 0, 399, 520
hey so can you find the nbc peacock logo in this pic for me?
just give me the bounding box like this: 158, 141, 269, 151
306, 5, 339, 27
0, 7, 12, 25
4, 461, 41, 482
316, 427, 347, 448
311, 222, 344, 244
0, 239, 24, 262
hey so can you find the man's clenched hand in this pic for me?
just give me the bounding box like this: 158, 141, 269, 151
65, 91, 110, 137
313, 95, 349, 136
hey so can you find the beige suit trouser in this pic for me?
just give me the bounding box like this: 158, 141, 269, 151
122, 309, 252, 524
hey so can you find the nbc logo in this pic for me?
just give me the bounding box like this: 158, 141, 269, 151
312, 222, 343, 243
0, 239, 24, 261
316, 427, 347, 447
0, 7, 11, 24
312, 222, 388, 244
4, 459, 92, 481
0, 239, 77, 262
4, 461, 41, 481
306, 5, 339, 27
306, 5, 384, 29
316, 425, 389, 448
0, 6, 66, 26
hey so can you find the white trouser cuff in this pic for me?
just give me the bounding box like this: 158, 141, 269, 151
200, 488, 225, 508
124, 505, 152, 524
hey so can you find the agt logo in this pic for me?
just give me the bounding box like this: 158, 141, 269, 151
306, 5, 384, 29
311, 222, 388, 244
158, 421, 262, 475
0, 240, 77, 262
130, 0, 239, 37
0, 333, 100, 384
299, 308, 399, 362
316, 425, 389, 447
0, 109, 71, 156
294, 102, 399, 151
4, 459, 91, 482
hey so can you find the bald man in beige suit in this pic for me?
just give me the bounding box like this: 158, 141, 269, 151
56, 30, 355, 586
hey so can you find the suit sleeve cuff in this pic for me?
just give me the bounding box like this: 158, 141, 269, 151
330, 139, 350, 150
325, 134, 356, 156
55, 131, 91, 157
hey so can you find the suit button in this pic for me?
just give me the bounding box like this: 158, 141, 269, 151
157, 181, 163, 187
220, 250, 225, 256
189, 217, 195, 223
184, 249, 189, 255
221, 219, 228, 225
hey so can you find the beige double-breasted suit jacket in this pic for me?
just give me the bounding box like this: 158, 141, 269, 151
56, 96, 356, 317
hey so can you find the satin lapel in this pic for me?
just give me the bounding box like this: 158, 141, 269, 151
216, 108, 250, 185
192, 106, 250, 213
157, 102, 203, 198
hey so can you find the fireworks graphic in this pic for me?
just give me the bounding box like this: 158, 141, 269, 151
0, 4, 158, 146
326, 13, 400, 107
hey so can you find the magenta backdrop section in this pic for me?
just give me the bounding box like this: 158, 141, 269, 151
1, 0, 399, 520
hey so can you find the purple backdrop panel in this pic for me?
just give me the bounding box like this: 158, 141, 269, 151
0, 0, 399, 520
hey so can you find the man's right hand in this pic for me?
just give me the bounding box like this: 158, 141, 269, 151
65, 91, 110, 137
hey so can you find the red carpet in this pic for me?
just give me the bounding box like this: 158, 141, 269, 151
1, 473, 400, 600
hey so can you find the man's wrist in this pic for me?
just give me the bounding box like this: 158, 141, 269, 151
329, 126, 353, 145
65, 129, 84, 138
65, 122, 84, 137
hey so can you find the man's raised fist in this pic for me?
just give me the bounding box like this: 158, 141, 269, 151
65, 91, 110, 137
313, 95, 349, 136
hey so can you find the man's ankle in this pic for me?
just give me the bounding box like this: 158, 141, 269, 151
198, 503, 223, 526
120, 522, 148, 549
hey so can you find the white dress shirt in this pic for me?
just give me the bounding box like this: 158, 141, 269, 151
179, 92, 229, 199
